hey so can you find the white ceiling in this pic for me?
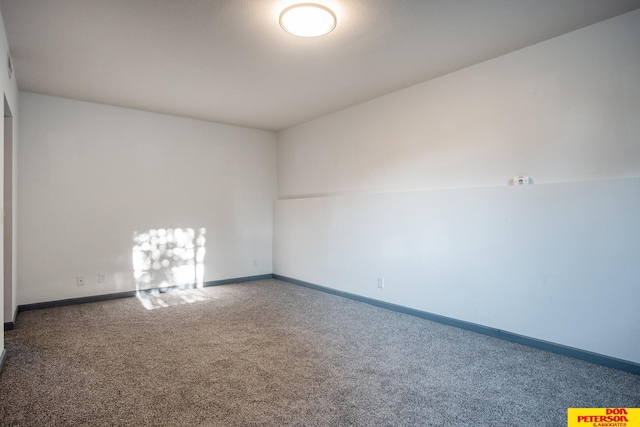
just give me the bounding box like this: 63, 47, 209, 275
1, 0, 639, 131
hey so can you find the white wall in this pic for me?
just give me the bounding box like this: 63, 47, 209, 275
275, 10, 640, 363
275, 180, 640, 363
1, 7, 19, 358
18, 93, 277, 304
278, 10, 640, 197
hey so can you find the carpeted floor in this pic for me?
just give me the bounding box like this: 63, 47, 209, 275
1, 279, 638, 426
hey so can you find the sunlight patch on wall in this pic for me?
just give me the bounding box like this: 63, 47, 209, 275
132, 227, 207, 310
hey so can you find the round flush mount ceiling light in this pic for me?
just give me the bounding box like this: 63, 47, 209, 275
279, 3, 337, 37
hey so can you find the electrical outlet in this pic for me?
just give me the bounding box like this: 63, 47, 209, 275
377, 277, 384, 289
98, 273, 106, 284
77, 276, 85, 286
253, 259, 258, 267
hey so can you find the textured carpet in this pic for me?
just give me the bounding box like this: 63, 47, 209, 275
1, 279, 638, 426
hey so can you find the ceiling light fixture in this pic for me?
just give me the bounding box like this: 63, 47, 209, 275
279, 3, 337, 38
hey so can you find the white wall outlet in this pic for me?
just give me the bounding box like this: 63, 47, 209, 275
98, 273, 106, 284
253, 259, 258, 267
377, 277, 385, 289
77, 276, 85, 286
512, 175, 531, 186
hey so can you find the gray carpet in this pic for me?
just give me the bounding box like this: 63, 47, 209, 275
1, 279, 638, 426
